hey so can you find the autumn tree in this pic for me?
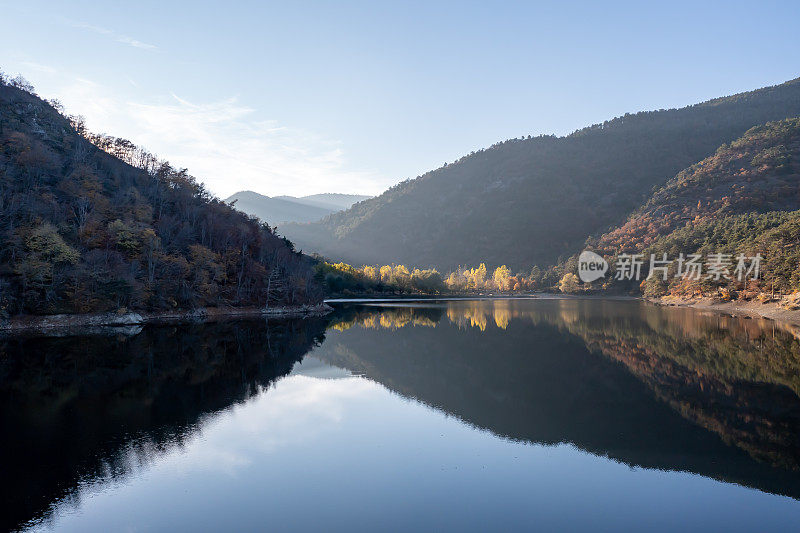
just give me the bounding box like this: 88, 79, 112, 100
0, 80, 322, 315
492, 265, 512, 291
558, 273, 581, 293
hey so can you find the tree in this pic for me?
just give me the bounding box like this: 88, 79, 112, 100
411, 268, 445, 293
393, 264, 411, 288
379, 265, 393, 284
466, 263, 487, 289
558, 273, 581, 293
362, 265, 378, 282
15, 224, 80, 306
493, 265, 512, 291
445, 270, 466, 291
0, 81, 322, 315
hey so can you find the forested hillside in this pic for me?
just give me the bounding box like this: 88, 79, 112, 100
593, 118, 800, 255
576, 117, 800, 296
282, 78, 800, 270
0, 76, 322, 317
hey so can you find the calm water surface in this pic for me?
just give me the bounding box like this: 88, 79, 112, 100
3, 298, 800, 531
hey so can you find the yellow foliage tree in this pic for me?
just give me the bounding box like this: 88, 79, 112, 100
466, 263, 487, 289
379, 265, 393, 284
445, 271, 464, 290
393, 264, 411, 287
493, 265, 512, 291
558, 273, 581, 293
362, 265, 378, 282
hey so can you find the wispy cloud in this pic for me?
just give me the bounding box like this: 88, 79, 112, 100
18, 61, 57, 74
126, 96, 376, 197
53, 77, 377, 198
73, 22, 157, 51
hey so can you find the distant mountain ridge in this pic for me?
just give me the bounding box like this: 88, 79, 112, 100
281, 77, 800, 270
226, 191, 370, 225
276, 193, 372, 211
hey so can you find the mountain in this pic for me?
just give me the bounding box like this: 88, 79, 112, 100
226, 191, 369, 224
281, 77, 800, 270
0, 78, 322, 317
593, 117, 800, 255
582, 117, 800, 295
276, 193, 371, 211
225, 191, 331, 224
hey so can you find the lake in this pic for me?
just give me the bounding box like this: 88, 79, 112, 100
3, 298, 800, 532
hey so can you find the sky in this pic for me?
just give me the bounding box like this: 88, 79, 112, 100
1, 1, 799, 198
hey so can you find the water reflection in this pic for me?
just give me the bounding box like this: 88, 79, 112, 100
320, 299, 800, 493
0, 319, 327, 532
2, 299, 800, 531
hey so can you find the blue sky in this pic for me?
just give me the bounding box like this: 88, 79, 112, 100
1, 1, 799, 197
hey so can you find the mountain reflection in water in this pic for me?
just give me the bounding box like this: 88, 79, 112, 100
2, 299, 800, 531
0, 319, 327, 532
322, 299, 800, 489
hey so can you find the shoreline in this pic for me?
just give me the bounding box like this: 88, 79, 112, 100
0, 303, 333, 336
333, 291, 800, 330
651, 294, 800, 329
325, 292, 640, 303
8, 293, 799, 336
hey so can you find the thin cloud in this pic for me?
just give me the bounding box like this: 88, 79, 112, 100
53, 78, 378, 198
116, 36, 158, 51
19, 61, 57, 74
127, 95, 377, 197
73, 22, 157, 51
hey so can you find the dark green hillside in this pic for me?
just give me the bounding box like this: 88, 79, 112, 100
282, 77, 800, 270
0, 77, 322, 316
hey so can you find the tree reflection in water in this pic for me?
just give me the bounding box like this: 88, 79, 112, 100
3, 299, 800, 531
0, 318, 327, 532
320, 299, 800, 493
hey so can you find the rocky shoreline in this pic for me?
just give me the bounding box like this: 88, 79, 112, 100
652, 293, 800, 330
0, 303, 333, 336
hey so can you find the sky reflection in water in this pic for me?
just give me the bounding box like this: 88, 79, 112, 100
9, 299, 800, 532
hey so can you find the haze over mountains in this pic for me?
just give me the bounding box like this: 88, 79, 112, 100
225, 191, 370, 225
282, 78, 800, 271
